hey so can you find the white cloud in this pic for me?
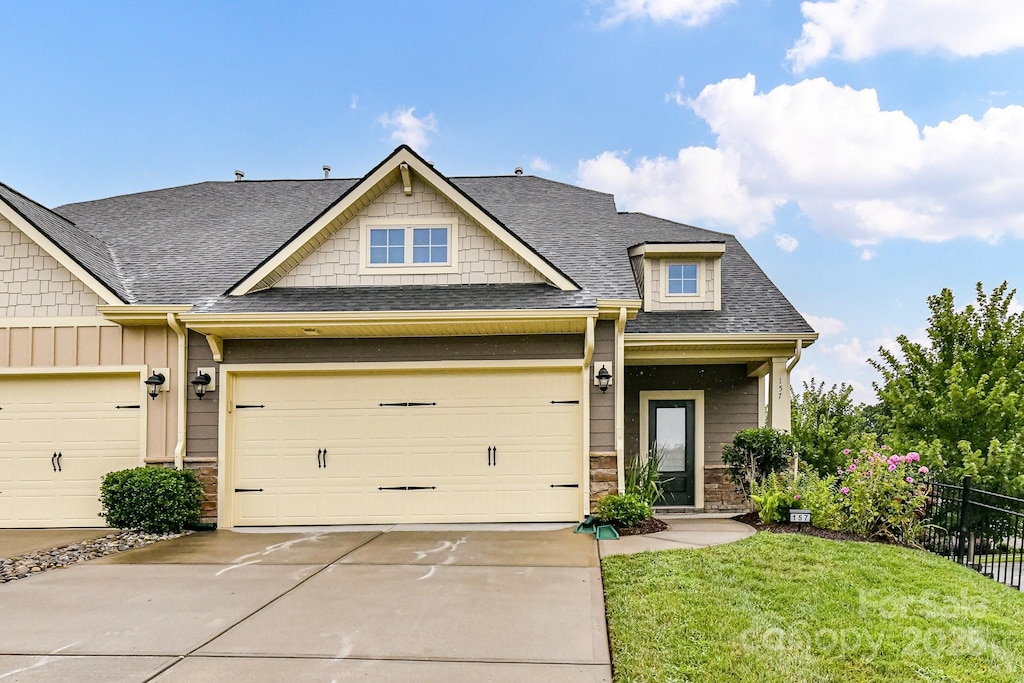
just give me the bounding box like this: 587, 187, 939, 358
665, 76, 687, 106
378, 107, 438, 150
1009, 295, 1023, 315
578, 75, 1024, 245
788, 0, 1024, 72
860, 248, 876, 261
600, 0, 736, 27
775, 233, 799, 252
801, 312, 847, 336
350, 95, 359, 110
577, 149, 781, 235
530, 156, 553, 173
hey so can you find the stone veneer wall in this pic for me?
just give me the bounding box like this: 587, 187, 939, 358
0, 216, 102, 317
589, 453, 618, 508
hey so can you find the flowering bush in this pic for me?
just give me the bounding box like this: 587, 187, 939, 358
746, 447, 932, 546
835, 448, 931, 545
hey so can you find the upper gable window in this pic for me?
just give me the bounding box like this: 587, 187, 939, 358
360, 218, 459, 274
369, 228, 406, 264
413, 227, 448, 264
667, 263, 699, 295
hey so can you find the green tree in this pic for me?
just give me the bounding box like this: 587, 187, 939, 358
790, 379, 869, 476
870, 282, 1024, 495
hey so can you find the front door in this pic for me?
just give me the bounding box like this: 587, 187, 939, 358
649, 400, 696, 506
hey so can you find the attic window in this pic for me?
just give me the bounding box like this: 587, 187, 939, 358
361, 218, 459, 273
667, 262, 699, 296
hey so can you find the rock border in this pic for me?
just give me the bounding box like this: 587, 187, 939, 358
0, 530, 193, 583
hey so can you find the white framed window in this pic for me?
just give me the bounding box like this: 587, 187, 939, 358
665, 262, 700, 296
360, 218, 459, 274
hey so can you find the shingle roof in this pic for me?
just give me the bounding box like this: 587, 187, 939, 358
3, 153, 814, 336
0, 182, 129, 302
191, 283, 594, 314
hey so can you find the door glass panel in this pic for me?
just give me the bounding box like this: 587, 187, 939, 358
655, 406, 687, 471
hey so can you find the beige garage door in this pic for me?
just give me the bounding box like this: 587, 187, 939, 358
230, 367, 583, 526
0, 373, 143, 528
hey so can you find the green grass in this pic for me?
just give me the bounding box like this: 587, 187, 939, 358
601, 532, 1024, 682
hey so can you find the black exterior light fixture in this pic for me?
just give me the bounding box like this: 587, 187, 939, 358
144, 372, 166, 400
596, 364, 612, 393
191, 371, 212, 399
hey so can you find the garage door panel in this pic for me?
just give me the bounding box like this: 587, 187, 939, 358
0, 374, 143, 528
231, 368, 582, 526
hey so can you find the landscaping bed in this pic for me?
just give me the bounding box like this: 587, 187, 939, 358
732, 511, 894, 544
602, 532, 1024, 682
614, 516, 669, 536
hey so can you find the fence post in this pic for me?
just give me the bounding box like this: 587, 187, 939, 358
956, 475, 973, 565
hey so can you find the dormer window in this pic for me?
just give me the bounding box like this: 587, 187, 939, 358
360, 218, 459, 274
667, 263, 699, 296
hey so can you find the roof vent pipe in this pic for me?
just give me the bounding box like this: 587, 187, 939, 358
323, 165, 331, 179
234, 170, 245, 181
514, 167, 523, 176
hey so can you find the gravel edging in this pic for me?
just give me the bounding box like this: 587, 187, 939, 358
0, 530, 193, 583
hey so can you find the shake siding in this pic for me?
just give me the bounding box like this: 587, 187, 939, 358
625, 364, 758, 466
589, 321, 615, 452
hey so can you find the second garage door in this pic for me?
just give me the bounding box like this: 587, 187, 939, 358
0, 373, 144, 528
230, 367, 583, 526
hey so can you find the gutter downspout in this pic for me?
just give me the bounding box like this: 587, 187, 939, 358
615, 307, 627, 494
167, 313, 187, 470
786, 338, 804, 372
582, 315, 595, 518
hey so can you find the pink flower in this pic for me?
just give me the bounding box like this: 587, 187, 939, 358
881, 445, 889, 451
849, 464, 857, 472
918, 466, 929, 474
794, 494, 801, 500
888, 464, 897, 472
843, 449, 851, 455
907, 452, 920, 462
906, 477, 914, 484
860, 449, 868, 455
841, 487, 850, 495
854, 458, 860, 464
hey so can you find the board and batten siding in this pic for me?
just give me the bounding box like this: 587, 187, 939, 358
589, 321, 615, 453
0, 322, 180, 463
625, 364, 758, 466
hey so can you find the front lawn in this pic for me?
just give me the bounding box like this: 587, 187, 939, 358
602, 532, 1024, 682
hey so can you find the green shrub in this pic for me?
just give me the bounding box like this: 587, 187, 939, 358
596, 493, 651, 528
100, 466, 203, 533
722, 427, 794, 496
624, 448, 665, 507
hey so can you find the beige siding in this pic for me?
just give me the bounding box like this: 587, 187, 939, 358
648, 256, 717, 311
0, 323, 180, 464
589, 321, 615, 453
625, 364, 758, 466
275, 178, 546, 287
0, 217, 102, 317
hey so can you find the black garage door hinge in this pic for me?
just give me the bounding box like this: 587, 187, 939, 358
378, 486, 437, 491
379, 402, 437, 407
550, 484, 580, 488
116, 404, 141, 409
234, 488, 264, 493
550, 400, 580, 404
235, 404, 266, 409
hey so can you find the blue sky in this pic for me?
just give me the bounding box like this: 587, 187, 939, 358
3, 1, 1023, 402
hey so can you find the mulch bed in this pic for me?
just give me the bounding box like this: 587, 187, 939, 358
614, 517, 669, 536
732, 511, 894, 544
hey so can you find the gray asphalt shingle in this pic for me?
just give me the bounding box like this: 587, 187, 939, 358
0, 152, 813, 336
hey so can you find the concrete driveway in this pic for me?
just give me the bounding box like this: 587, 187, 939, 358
0, 526, 610, 682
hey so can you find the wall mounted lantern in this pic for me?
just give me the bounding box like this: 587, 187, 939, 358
144, 372, 166, 400
190, 370, 213, 399
595, 364, 613, 393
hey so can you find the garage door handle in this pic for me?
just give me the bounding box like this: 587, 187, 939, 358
493, 446, 497, 466
551, 484, 579, 488
317, 448, 323, 468
51, 452, 58, 472
56, 452, 62, 472
487, 446, 492, 466
378, 486, 437, 491
322, 448, 327, 469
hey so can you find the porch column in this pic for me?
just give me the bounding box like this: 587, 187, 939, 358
767, 356, 791, 432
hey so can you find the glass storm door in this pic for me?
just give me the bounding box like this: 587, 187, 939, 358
649, 400, 696, 506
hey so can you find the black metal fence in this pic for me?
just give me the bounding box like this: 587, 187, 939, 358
922, 476, 1024, 590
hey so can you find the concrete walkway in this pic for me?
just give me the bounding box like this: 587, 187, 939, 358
599, 516, 756, 558
0, 526, 610, 682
